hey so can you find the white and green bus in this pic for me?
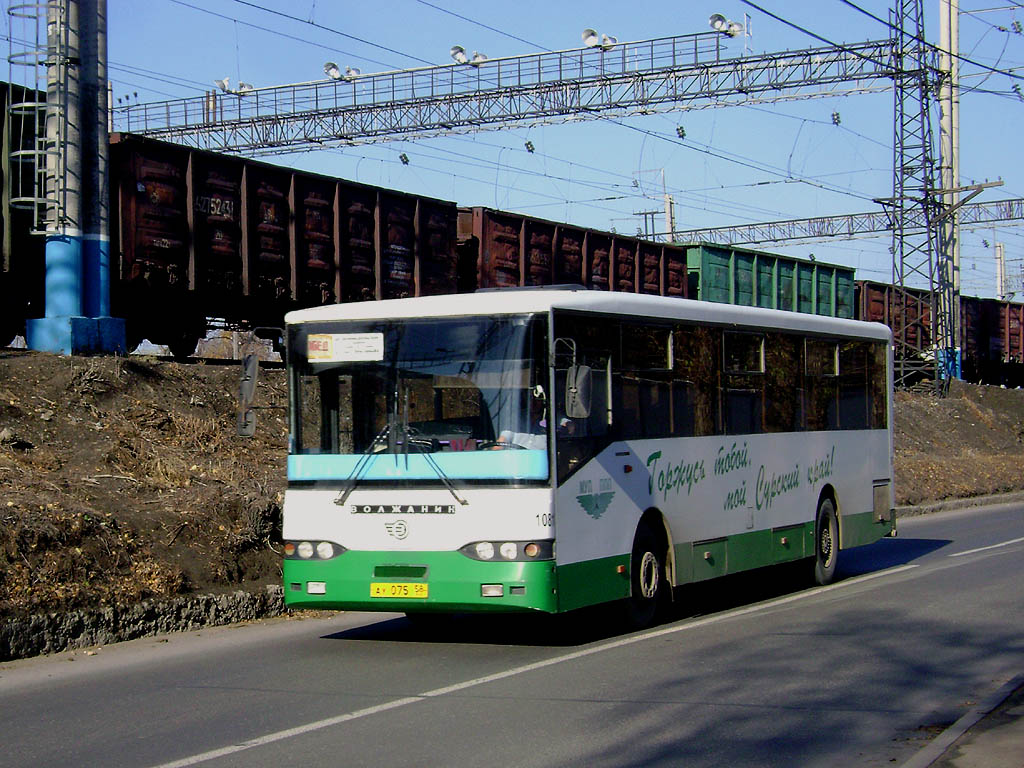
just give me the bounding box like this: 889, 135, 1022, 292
281, 287, 895, 626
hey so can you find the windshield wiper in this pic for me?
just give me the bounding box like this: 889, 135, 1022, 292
333, 424, 390, 507
409, 441, 468, 506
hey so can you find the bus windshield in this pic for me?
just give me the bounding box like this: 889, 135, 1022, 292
288, 314, 550, 483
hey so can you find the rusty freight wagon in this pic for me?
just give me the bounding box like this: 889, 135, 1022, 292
109, 134, 460, 356
960, 295, 1024, 385
457, 207, 689, 297
855, 280, 934, 355
857, 281, 1024, 385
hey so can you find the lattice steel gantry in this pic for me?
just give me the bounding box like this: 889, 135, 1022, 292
110, 33, 896, 154
102, 15, 967, 390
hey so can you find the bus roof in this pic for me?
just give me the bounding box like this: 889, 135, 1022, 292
285, 288, 891, 342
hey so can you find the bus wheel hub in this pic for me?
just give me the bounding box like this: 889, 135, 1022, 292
638, 552, 659, 599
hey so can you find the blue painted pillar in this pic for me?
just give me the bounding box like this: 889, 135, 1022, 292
44, 234, 83, 317
26, 0, 125, 355
83, 235, 111, 317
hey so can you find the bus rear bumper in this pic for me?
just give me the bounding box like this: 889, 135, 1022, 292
283, 550, 559, 614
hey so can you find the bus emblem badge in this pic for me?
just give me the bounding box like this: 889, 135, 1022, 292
384, 521, 409, 540
576, 491, 614, 520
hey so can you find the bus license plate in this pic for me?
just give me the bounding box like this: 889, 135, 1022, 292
370, 582, 429, 599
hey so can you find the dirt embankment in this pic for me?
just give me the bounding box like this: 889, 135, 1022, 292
1, 350, 1023, 624
0, 351, 287, 621
893, 379, 1024, 506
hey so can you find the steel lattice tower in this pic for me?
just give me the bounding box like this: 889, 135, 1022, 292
890, 0, 953, 391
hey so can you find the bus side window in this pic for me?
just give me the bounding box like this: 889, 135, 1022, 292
868, 341, 889, 429
614, 374, 671, 439
723, 332, 765, 435
672, 380, 696, 436
805, 339, 839, 430
765, 332, 804, 432
839, 341, 869, 429
673, 324, 720, 436
638, 377, 671, 438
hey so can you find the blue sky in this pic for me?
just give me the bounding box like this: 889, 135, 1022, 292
9, 0, 1024, 297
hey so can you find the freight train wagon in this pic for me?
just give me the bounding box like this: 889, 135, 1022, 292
111, 139, 706, 355
109, 133, 463, 356
4, 124, 1022, 383
457, 207, 688, 297
681, 242, 856, 319
856, 280, 1024, 385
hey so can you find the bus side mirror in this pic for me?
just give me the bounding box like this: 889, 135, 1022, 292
237, 353, 259, 437
565, 364, 592, 419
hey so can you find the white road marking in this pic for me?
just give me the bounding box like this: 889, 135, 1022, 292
150, 564, 919, 768
948, 536, 1024, 558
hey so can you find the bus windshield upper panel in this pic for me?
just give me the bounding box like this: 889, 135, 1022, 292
288, 314, 550, 483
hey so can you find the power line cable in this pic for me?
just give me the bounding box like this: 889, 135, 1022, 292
406, 3, 857, 215
4, 31, 210, 92
410, 0, 549, 51
225, 0, 437, 66
164, 0, 399, 71
834, 0, 1024, 81
609, 118, 880, 203
737, 0, 893, 70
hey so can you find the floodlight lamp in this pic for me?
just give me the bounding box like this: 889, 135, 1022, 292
582, 28, 600, 48
344, 66, 361, 80
237, 82, 254, 93
709, 14, 742, 37
324, 62, 342, 80
450, 45, 468, 64
469, 51, 487, 66
213, 77, 230, 92
600, 34, 617, 51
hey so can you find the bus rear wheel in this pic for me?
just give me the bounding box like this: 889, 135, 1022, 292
813, 497, 839, 586
624, 523, 666, 629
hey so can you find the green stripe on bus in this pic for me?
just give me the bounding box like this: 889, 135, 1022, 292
555, 554, 632, 612
840, 509, 893, 548
284, 550, 558, 614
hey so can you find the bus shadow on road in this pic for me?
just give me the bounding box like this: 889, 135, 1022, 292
320, 537, 953, 647
836, 535, 951, 577
320, 608, 630, 647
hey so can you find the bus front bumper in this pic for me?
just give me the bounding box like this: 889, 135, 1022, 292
283, 550, 559, 614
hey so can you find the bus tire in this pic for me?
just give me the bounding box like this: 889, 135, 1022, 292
624, 523, 666, 629
813, 497, 839, 586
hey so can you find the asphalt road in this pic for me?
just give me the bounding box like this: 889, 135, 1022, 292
1, 503, 1021, 768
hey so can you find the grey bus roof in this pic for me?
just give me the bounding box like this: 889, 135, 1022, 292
285, 288, 891, 342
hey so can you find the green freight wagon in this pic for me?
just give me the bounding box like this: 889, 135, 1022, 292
682, 242, 856, 319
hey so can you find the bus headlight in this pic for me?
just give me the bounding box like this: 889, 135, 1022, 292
316, 541, 335, 559
474, 542, 495, 560
283, 540, 346, 560
460, 540, 554, 561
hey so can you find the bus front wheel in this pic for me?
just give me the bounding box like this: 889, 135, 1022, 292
624, 523, 666, 629
813, 497, 839, 586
